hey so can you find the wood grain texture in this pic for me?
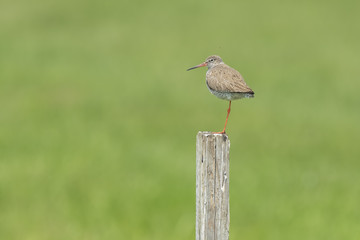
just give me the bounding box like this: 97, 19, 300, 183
196, 132, 230, 240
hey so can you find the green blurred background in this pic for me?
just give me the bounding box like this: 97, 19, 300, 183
1, 0, 360, 239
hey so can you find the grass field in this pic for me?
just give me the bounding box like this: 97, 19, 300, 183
1, 0, 360, 239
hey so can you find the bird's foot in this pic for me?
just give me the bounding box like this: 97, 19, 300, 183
213, 130, 226, 134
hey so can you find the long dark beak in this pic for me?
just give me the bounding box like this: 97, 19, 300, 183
187, 62, 207, 71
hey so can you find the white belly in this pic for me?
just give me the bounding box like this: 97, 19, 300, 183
207, 85, 253, 100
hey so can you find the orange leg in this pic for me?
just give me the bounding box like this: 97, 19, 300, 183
214, 101, 231, 134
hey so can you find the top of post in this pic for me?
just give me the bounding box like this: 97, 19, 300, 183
197, 131, 229, 141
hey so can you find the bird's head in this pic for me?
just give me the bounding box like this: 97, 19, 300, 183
187, 55, 223, 71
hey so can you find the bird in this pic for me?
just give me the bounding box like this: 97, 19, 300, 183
187, 55, 254, 134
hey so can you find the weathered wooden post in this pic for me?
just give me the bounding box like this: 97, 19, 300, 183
196, 132, 230, 240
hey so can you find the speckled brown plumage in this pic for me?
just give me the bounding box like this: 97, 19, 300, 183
206, 63, 254, 95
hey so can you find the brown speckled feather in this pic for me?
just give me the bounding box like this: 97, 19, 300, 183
206, 64, 253, 93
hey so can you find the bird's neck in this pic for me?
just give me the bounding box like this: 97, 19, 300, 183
207, 62, 224, 70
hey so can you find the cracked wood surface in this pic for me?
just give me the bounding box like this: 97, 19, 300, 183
196, 132, 230, 240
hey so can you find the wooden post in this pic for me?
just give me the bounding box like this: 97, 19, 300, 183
196, 132, 230, 240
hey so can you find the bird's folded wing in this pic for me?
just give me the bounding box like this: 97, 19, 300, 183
206, 66, 254, 93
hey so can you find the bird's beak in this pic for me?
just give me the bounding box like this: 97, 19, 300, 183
187, 62, 207, 71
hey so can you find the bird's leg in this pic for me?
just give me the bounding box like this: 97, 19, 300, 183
214, 101, 231, 134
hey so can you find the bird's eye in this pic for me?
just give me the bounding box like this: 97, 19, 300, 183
210, 59, 214, 62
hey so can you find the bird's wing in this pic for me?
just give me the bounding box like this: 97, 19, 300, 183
206, 65, 254, 93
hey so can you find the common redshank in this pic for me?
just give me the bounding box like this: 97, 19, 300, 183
187, 55, 254, 134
